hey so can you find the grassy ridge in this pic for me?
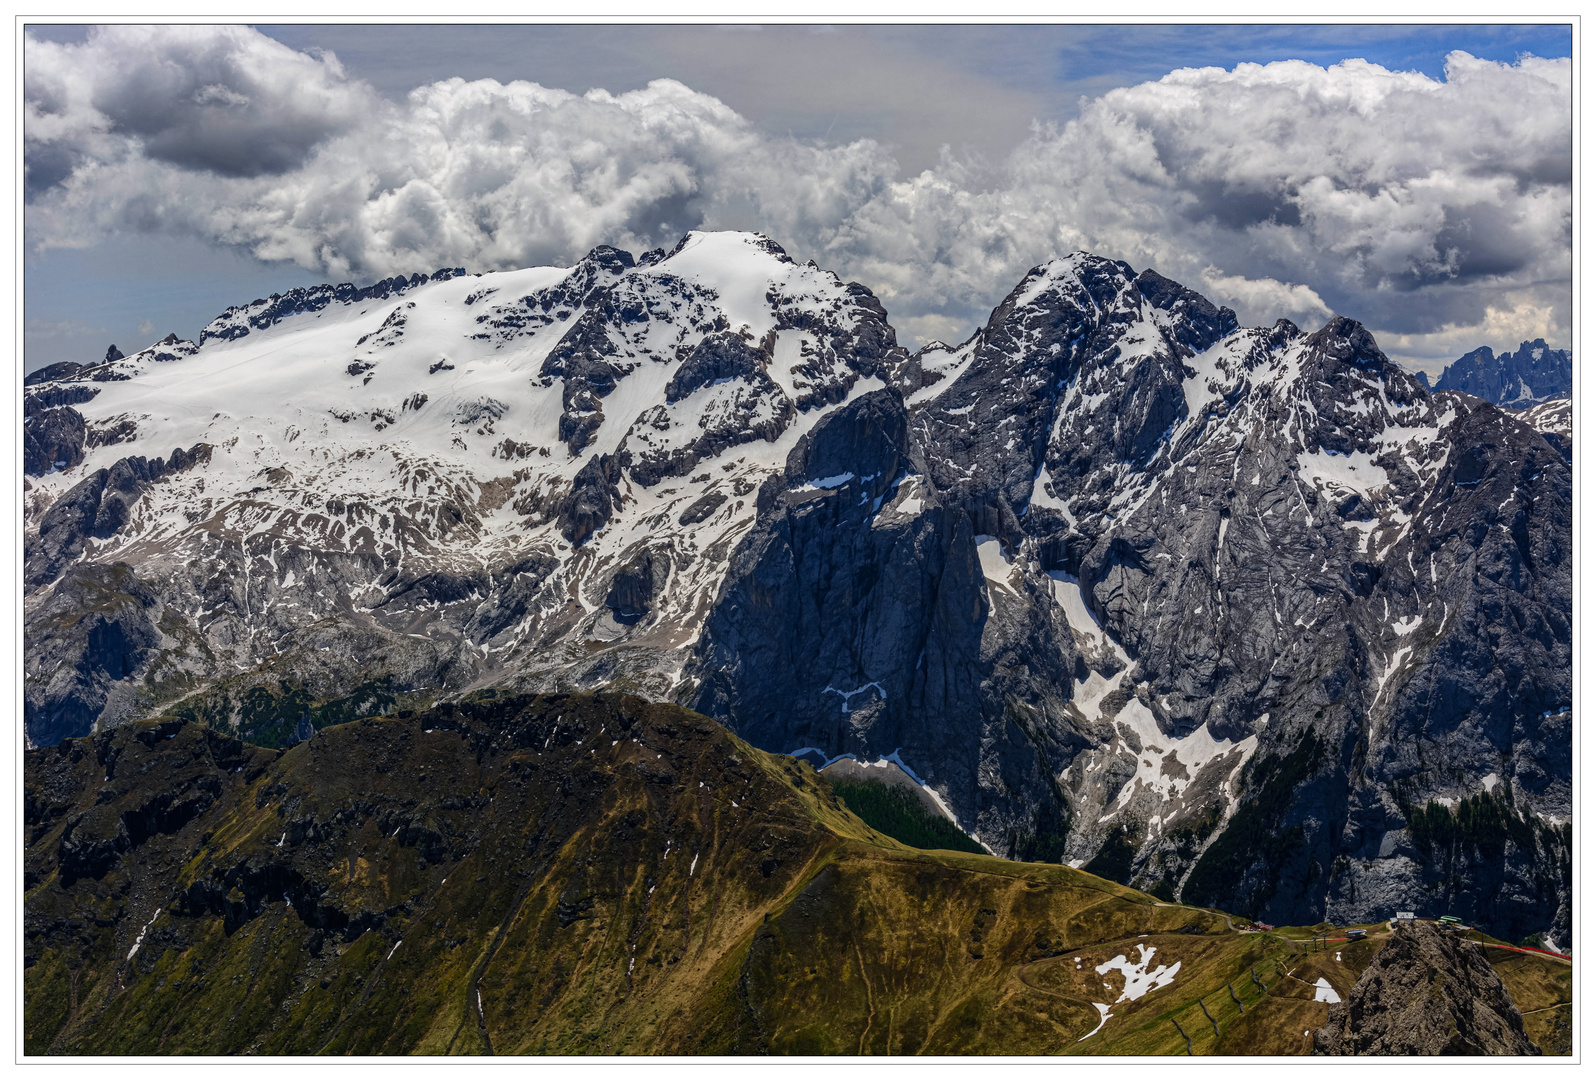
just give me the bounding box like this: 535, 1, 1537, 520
23, 693, 1570, 1055
827, 778, 985, 855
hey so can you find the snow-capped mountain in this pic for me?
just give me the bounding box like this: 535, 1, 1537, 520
1421, 338, 1572, 408
25, 232, 900, 738
22, 232, 1571, 942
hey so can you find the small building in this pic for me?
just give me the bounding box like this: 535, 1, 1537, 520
1345, 928, 1367, 940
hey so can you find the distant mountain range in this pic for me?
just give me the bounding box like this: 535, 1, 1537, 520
1418, 339, 1571, 407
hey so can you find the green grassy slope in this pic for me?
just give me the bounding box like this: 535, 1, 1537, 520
826, 777, 985, 855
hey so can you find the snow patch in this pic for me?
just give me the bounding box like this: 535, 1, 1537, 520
1096, 944, 1181, 1003
1077, 1003, 1113, 1042
975, 535, 1017, 594
1371, 646, 1413, 714
822, 682, 886, 713
1110, 697, 1257, 811
1296, 448, 1390, 497
126, 908, 162, 961
1028, 464, 1073, 524
802, 472, 854, 491
1392, 615, 1422, 636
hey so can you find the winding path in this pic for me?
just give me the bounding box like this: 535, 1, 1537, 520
1152, 900, 1239, 932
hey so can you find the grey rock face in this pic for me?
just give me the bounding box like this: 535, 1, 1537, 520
22, 405, 87, 478
25, 446, 209, 587
1313, 920, 1539, 1055
689, 388, 1087, 853
692, 252, 1568, 935
19, 233, 1569, 943
24, 562, 164, 749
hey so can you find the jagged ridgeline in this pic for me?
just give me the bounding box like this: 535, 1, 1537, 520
1419, 339, 1572, 409
22, 231, 1571, 943
23, 695, 1567, 1056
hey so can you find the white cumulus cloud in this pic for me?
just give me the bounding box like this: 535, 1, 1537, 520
1198, 267, 1332, 328
24, 27, 1571, 361
822, 51, 1571, 350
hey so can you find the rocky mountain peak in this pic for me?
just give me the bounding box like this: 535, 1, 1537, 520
1304, 315, 1385, 367
582, 243, 636, 273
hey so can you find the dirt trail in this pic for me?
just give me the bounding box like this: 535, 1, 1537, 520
1153, 901, 1238, 932
1479, 942, 1573, 964
1012, 960, 1081, 1002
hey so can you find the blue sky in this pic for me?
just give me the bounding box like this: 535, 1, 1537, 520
1049, 23, 1573, 88
23, 22, 1575, 374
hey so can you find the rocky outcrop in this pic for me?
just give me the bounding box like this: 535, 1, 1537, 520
605, 546, 663, 624
23, 562, 164, 748
556, 452, 623, 546
198, 269, 465, 345
26, 361, 85, 386
542, 308, 628, 454
1314, 921, 1540, 1055
626, 329, 795, 486
23, 406, 87, 477
25, 445, 209, 586
25, 383, 100, 412
666, 330, 769, 401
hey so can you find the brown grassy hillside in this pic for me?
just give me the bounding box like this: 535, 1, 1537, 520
23, 693, 1567, 1055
